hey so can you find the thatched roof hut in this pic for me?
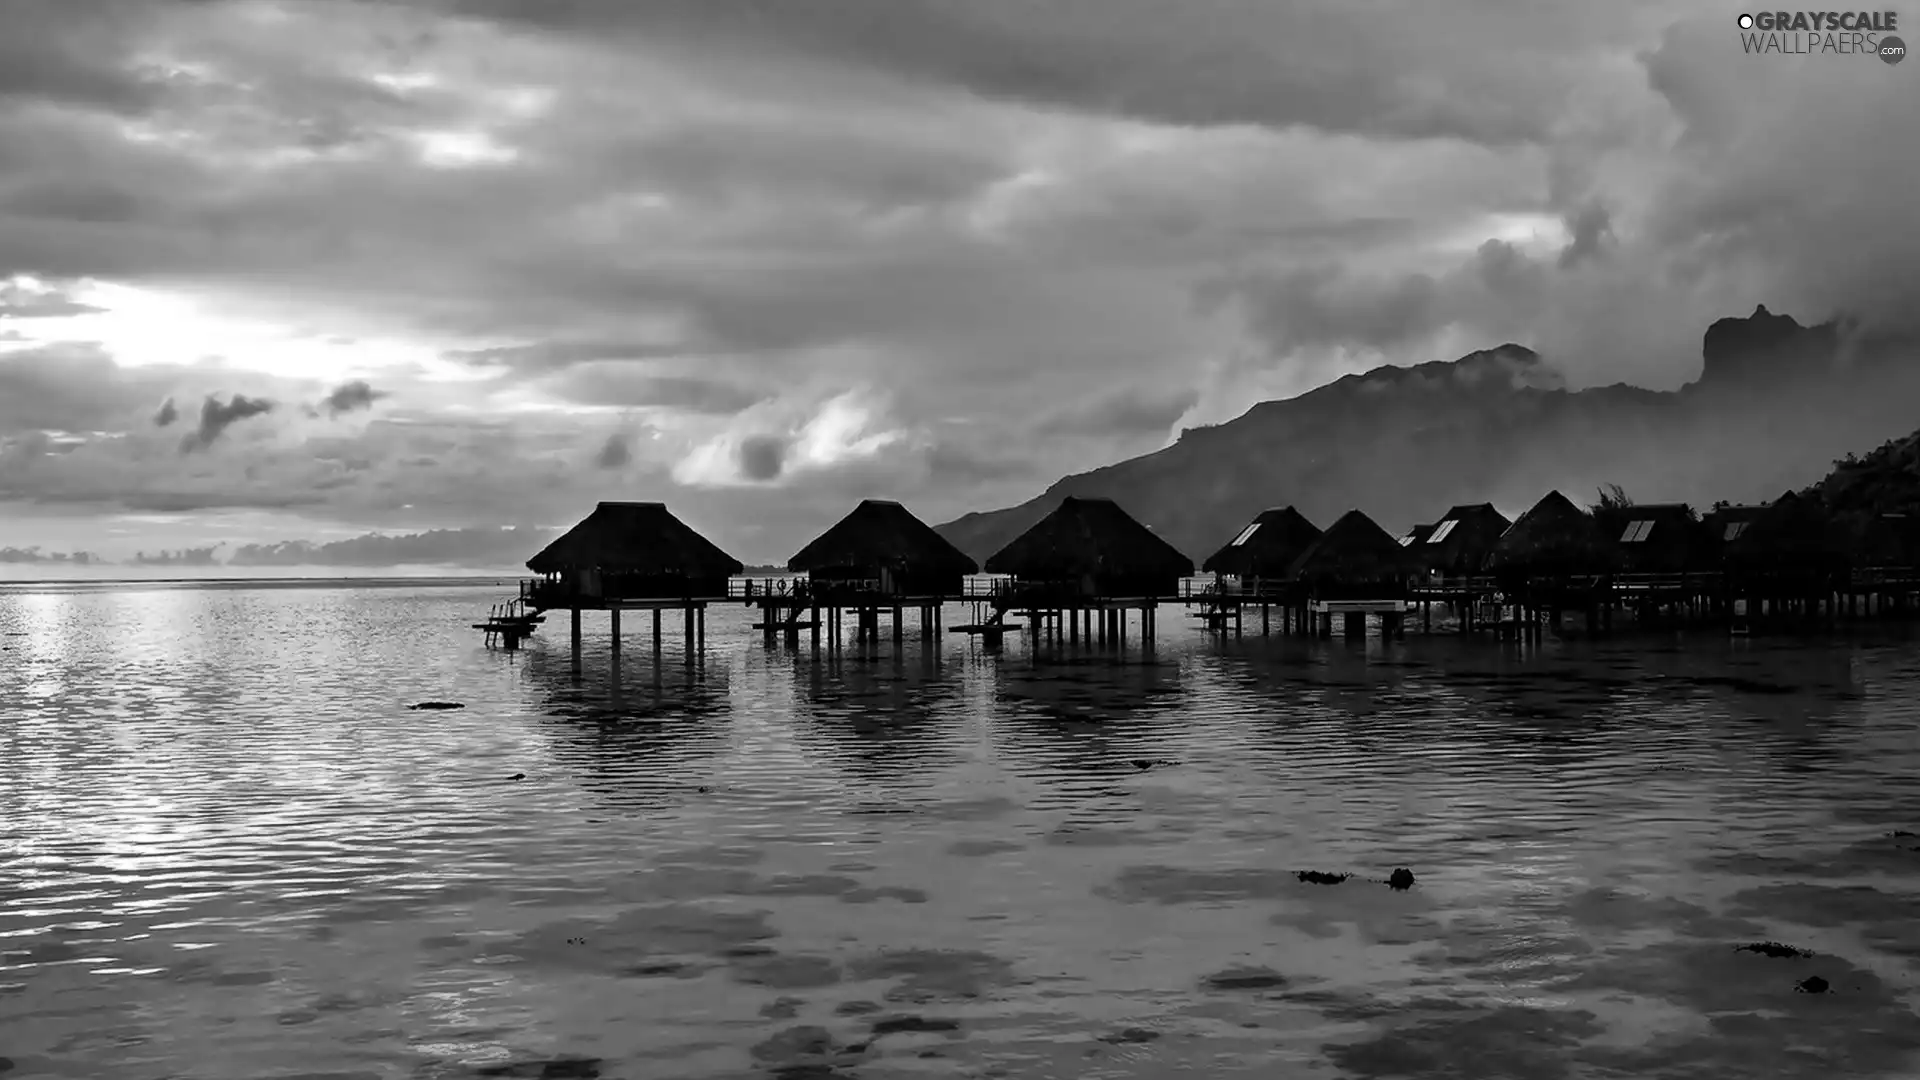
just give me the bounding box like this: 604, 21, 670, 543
1412, 502, 1512, 576
788, 499, 978, 595
984, 496, 1194, 597
1703, 503, 1767, 547
1486, 490, 1612, 579
527, 501, 743, 600
1201, 506, 1322, 579
1719, 491, 1848, 579
1287, 509, 1422, 596
1593, 502, 1711, 574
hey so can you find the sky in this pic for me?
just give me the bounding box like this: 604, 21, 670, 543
1, 0, 1916, 574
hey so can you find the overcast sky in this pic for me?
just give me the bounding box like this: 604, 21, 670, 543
1, 0, 1914, 571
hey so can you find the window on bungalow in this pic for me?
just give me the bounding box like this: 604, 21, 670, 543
1230, 522, 1261, 547
1427, 519, 1459, 544
1621, 520, 1655, 543
1724, 521, 1749, 541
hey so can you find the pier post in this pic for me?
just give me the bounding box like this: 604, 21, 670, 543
811, 605, 820, 650
570, 607, 582, 668
683, 606, 694, 661
653, 609, 663, 661
894, 605, 903, 644
610, 607, 621, 658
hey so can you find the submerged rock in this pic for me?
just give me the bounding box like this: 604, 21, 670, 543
871, 1015, 960, 1036
1796, 975, 1831, 994
474, 1056, 601, 1078
1297, 870, 1351, 885
1387, 868, 1416, 891
1737, 941, 1814, 958
1202, 965, 1287, 991
408, 701, 465, 710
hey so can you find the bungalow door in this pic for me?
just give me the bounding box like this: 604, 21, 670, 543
879, 567, 896, 595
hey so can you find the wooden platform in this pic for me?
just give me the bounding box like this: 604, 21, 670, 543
1316, 600, 1406, 615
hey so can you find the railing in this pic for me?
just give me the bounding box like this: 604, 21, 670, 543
724, 577, 1020, 602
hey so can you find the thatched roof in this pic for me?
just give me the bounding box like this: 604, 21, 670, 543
1703, 503, 1768, 545
1594, 502, 1706, 569
1486, 490, 1611, 574
1399, 523, 1437, 546
1723, 490, 1846, 562
788, 499, 978, 575
526, 502, 744, 577
983, 496, 1194, 579
1202, 506, 1322, 576
1287, 509, 1421, 583
1417, 502, 1512, 574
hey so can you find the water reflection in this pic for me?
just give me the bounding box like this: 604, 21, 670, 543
518, 642, 733, 812
785, 643, 968, 790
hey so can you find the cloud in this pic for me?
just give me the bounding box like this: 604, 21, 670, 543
737, 434, 787, 481
1042, 385, 1201, 436
0, 275, 106, 318
179, 393, 276, 453
594, 432, 631, 469
449, 0, 1660, 145
320, 379, 385, 417
0, 342, 187, 434
536, 365, 769, 413
153, 396, 179, 427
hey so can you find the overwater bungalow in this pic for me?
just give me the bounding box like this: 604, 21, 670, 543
1287, 509, 1422, 599
1201, 506, 1322, 590
526, 501, 743, 606
1593, 502, 1713, 575
787, 499, 979, 598
1410, 503, 1512, 578
983, 496, 1194, 600
521, 501, 745, 663
1486, 490, 1612, 585
1717, 491, 1849, 591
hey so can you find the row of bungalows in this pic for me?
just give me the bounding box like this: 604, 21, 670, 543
1195, 491, 1920, 607
520, 489, 1918, 624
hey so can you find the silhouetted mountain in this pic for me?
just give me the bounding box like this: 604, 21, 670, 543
937, 307, 1920, 563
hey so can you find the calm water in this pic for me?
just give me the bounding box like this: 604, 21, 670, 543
3, 581, 1919, 1080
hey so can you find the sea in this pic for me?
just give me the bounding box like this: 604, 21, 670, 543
2, 576, 1918, 1080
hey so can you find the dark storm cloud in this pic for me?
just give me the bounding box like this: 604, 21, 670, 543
179, 393, 275, 453
737, 434, 787, 481
153, 397, 179, 427
447, 0, 1647, 144
0, 0, 171, 115
320, 379, 385, 417
594, 432, 631, 469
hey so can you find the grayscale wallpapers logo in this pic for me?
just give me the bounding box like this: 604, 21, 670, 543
1736, 10, 1906, 62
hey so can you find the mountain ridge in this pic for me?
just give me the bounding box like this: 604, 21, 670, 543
934, 306, 1919, 564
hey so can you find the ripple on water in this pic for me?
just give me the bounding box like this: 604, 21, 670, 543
4, 587, 1920, 1078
